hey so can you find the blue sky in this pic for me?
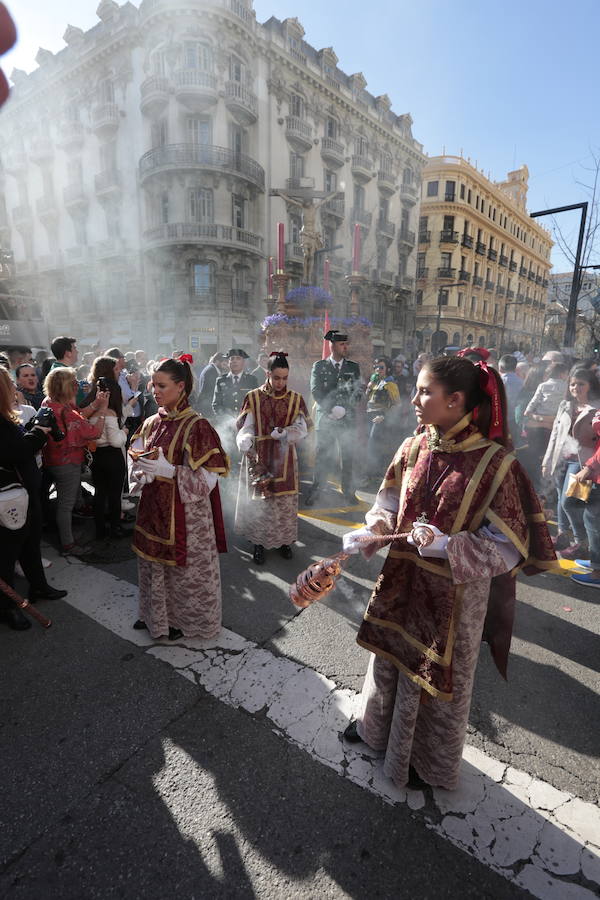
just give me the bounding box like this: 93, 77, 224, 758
3, 0, 599, 271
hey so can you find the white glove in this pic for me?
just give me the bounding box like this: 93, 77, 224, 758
342, 525, 377, 555
372, 415, 384, 425
330, 405, 346, 420
239, 434, 253, 452
129, 470, 154, 496
270, 427, 286, 440
136, 446, 176, 479
407, 523, 449, 558
201, 468, 218, 491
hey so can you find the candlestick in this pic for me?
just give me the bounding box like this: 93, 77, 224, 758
268, 257, 273, 299
352, 223, 361, 275
277, 223, 285, 273
323, 258, 330, 293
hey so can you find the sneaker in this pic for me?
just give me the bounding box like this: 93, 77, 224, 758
570, 572, 600, 588
552, 532, 572, 551
574, 559, 592, 569
560, 543, 589, 561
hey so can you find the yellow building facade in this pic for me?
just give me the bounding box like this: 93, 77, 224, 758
416, 156, 553, 353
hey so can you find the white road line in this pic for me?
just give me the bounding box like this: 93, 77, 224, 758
46, 551, 599, 900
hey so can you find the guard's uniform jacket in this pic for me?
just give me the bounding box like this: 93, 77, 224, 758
212, 372, 259, 417
310, 358, 362, 428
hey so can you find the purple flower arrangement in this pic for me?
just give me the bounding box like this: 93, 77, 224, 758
261, 314, 372, 330
285, 286, 333, 306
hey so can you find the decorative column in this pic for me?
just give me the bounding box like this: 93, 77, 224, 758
274, 272, 289, 314
346, 223, 366, 316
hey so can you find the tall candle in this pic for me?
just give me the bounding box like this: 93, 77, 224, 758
352, 223, 361, 273
277, 222, 285, 273
268, 257, 273, 298
323, 257, 330, 293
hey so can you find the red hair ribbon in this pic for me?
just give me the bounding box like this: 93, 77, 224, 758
176, 353, 194, 365
474, 361, 503, 440
269, 350, 288, 357
457, 346, 490, 361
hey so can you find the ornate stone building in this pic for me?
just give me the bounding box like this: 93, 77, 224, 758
415, 156, 553, 354
0, 0, 425, 359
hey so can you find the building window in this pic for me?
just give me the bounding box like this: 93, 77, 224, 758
290, 213, 302, 244
151, 119, 168, 148
427, 181, 439, 197
354, 135, 369, 157
187, 116, 212, 145
460, 184, 465, 199
457, 293, 463, 309
191, 262, 215, 300
232, 194, 246, 229
470, 296, 477, 313
324, 169, 337, 193
99, 78, 114, 104
440, 251, 452, 269
185, 41, 213, 71
467, 189, 472, 204
290, 152, 304, 179
229, 54, 245, 83
325, 116, 338, 139
189, 188, 213, 223
290, 93, 305, 118
445, 180, 456, 202
380, 151, 393, 173
403, 166, 413, 184
416, 290, 423, 306
353, 183, 365, 209
438, 289, 449, 306
160, 192, 169, 225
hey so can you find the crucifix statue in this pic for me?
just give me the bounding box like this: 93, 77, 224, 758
271, 187, 341, 284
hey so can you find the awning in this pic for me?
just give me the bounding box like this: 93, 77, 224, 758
158, 334, 174, 344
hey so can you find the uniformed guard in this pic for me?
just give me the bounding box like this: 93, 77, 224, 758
306, 330, 362, 506
212, 349, 259, 470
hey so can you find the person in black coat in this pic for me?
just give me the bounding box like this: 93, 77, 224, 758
306, 330, 362, 505
0, 368, 67, 630
197, 352, 228, 418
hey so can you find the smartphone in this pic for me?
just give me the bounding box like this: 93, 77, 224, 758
131, 390, 142, 400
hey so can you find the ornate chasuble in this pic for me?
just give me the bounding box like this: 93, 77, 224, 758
357, 414, 558, 701
132, 399, 229, 566
237, 387, 312, 499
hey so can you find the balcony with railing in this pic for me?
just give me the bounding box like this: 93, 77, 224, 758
372, 269, 394, 286
473, 275, 483, 286
437, 267, 456, 279
499, 254, 508, 267
528, 270, 536, 281
91, 103, 120, 136
139, 144, 265, 190
140, 76, 171, 117
486, 248, 496, 262
509, 260, 517, 272
351, 155, 374, 183
286, 242, 303, 261
439, 229, 459, 244
320, 136, 345, 168
63, 182, 87, 209
458, 270, 471, 282
416, 267, 428, 279
321, 197, 345, 219
496, 285, 506, 296
35, 194, 58, 219
535, 274, 542, 284
398, 228, 416, 247
476, 242, 487, 255
141, 0, 256, 27
461, 234, 473, 249
517, 292, 525, 302
485, 280, 494, 292
400, 275, 414, 290
286, 176, 315, 191
94, 169, 121, 195
143, 222, 263, 253
232, 289, 249, 308
444, 191, 456, 202
377, 218, 396, 239
57, 120, 85, 151
173, 69, 218, 111
418, 230, 431, 243
506, 289, 515, 299
350, 207, 372, 228
225, 81, 258, 124
285, 116, 313, 152
400, 182, 418, 203
520, 265, 528, 277
377, 170, 395, 194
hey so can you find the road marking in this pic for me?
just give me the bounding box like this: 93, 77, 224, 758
44, 550, 599, 900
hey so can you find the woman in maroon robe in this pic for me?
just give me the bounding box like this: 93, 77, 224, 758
129, 357, 228, 640
342, 356, 558, 790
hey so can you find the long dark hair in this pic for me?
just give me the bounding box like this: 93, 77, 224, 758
566, 367, 600, 403
155, 358, 194, 396
425, 356, 511, 448
267, 352, 289, 372
88, 356, 123, 425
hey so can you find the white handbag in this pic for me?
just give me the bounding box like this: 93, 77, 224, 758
0, 480, 29, 530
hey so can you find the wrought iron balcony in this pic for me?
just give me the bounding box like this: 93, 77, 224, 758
140, 76, 170, 117
377, 170, 396, 194
499, 254, 508, 267
321, 197, 345, 219
401, 275, 414, 290
372, 269, 394, 285
535, 274, 542, 284
542, 278, 548, 288
400, 182, 418, 203
286, 176, 315, 191
418, 230, 431, 243
139, 143, 265, 191
528, 270, 536, 281
506, 289, 515, 299
517, 292, 525, 301
496, 285, 506, 296
476, 242, 487, 255
320, 136, 345, 168
520, 265, 528, 277
398, 228, 415, 246
225, 81, 258, 124
487, 248, 497, 261
378, 218, 396, 238
351, 155, 374, 183
458, 270, 471, 282
173, 69, 218, 111
444, 191, 456, 202
91, 103, 120, 136
437, 267, 456, 279
143, 222, 263, 253
285, 241, 303, 261
416, 267, 428, 279
485, 280, 494, 291
473, 275, 483, 286
439, 230, 458, 243
461, 234, 474, 248
285, 116, 313, 152
509, 260, 517, 272
350, 207, 372, 227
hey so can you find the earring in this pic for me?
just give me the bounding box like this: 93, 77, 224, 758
448, 404, 453, 408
